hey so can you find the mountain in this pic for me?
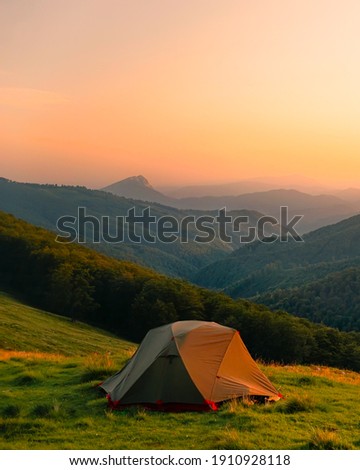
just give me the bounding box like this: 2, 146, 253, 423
102, 175, 174, 205
1, 210, 359, 370
3, 175, 360, 337
102, 177, 358, 234
0, 177, 222, 278
161, 175, 333, 198
332, 188, 360, 203
253, 267, 360, 332
162, 180, 276, 198
0, 177, 268, 278
172, 189, 357, 234
192, 214, 360, 302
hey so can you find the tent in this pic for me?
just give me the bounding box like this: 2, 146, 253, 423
101, 320, 281, 411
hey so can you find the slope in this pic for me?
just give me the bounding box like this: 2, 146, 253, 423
161, 175, 333, 197
174, 189, 357, 233
253, 267, 360, 332
0, 291, 135, 357
1, 291, 360, 450
102, 175, 173, 205
193, 214, 360, 297
0, 178, 224, 278
102, 176, 358, 234
1, 210, 360, 371
0, 177, 264, 278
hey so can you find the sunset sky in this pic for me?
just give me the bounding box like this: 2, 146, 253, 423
1, 0, 360, 188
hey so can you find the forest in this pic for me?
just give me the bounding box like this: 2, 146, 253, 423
254, 267, 360, 331
1, 210, 360, 371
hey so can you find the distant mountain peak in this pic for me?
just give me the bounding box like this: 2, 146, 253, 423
101, 175, 172, 204
124, 175, 153, 188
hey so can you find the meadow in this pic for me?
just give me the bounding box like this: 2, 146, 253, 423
1, 292, 359, 450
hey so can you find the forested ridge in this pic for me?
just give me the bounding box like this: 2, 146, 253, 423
1, 210, 360, 371
254, 267, 360, 331
193, 213, 360, 292
193, 215, 360, 334
0, 177, 260, 278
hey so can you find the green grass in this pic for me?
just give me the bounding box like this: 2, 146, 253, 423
0, 291, 135, 358
1, 291, 360, 450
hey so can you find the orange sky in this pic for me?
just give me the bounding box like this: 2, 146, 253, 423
1, 0, 360, 188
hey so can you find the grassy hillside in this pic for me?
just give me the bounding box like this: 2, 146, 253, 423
1, 211, 360, 371
0, 291, 135, 357
0, 292, 359, 450
254, 267, 360, 331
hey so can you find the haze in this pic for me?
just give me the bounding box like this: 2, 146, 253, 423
1, 1, 360, 188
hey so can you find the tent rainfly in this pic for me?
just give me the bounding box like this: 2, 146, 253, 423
101, 320, 281, 411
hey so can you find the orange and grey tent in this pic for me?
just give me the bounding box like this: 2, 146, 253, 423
101, 320, 281, 411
